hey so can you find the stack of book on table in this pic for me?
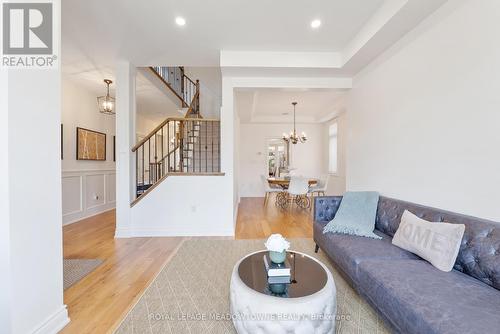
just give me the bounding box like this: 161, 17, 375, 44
263, 254, 291, 284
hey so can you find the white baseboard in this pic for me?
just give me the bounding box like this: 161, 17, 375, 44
32, 305, 69, 334
114, 227, 132, 238
124, 228, 235, 238
63, 204, 115, 225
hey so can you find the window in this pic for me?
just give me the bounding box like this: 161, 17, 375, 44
329, 122, 338, 174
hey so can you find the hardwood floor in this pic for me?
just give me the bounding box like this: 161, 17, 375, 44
62, 210, 184, 334
235, 196, 314, 239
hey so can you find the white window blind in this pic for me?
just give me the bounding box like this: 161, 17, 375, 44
329, 123, 338, 174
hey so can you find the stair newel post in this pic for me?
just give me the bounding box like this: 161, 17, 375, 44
135, 150, 139, 198
180, 67, 185, 104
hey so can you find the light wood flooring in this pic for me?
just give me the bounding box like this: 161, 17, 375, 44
62, 210, 184, 334
235, 196, 314, 239
62, 196, 312, 333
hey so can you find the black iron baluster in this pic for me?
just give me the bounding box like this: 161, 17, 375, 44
148, 138, 151, 186
167, 121, 170, 173
174, 121, 177, 172
136, 150, 139, 197
198, 122, 200, 171
205, 121, 208, 172
161, 126, 164, 177
192, 121, 195, 173
142, 145, 145, 194
211, 121, 214, 172
218, 122, 220, 172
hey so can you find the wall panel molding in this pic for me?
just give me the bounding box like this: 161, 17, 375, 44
62, 169, 116, 225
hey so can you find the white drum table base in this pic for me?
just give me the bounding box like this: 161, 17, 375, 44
229, 251, 336, 334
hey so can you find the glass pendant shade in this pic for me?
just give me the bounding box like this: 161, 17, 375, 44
97, 79, 115, 115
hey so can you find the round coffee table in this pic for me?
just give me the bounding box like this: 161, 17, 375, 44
229, 250, 336, 333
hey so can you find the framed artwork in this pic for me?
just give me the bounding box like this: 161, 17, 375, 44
76, 127, 106, 161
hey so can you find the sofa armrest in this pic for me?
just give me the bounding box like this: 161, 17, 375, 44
314, 196, 343, 222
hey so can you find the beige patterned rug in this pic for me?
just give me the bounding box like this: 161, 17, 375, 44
63, 258, 103, 290
115, 239, 390, 334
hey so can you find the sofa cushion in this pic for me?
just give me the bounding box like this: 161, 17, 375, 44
357, 259, 500, 334
392, 210, 465, 272
313, 221, 419, 282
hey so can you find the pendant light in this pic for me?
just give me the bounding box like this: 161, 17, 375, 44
282, 102, 307, 144
97, 79, 115, 115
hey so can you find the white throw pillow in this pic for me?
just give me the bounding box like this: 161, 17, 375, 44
392, 210, 465, 272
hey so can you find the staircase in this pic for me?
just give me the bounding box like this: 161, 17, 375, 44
131, 67, 221, 202
150, 66, 201, 118
181, 120, 220, 172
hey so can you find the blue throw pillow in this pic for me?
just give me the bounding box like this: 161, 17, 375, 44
323, 191, 381, 239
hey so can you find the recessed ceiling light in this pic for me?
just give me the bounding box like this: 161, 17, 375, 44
311, 19, 321, 29
175, 17, 186, 26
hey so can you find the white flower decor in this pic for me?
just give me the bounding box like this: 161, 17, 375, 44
265, 234, 291, 253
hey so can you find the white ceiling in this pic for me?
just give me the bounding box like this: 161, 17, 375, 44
235, 88, 347, 123
62, 0, 382, 67
62, 0, 446, 72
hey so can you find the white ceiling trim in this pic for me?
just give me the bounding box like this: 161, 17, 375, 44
341, 0, 407, 64
220, 51, 342, 68
220, 0, 407, 71
220, 0, 447, 76
227, 76, 352, 89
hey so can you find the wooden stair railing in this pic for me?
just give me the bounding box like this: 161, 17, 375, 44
131, 117, 221, 201
150, 66, 201, 118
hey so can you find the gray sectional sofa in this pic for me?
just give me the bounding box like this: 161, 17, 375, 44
313, 196, 500, 334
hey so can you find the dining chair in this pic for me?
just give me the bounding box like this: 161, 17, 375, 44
261, 175, 281, 206
288, 176, 311, 209
309, 175, 329, 197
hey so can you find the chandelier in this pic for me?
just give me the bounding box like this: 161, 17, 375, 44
97, 79, 115, 115
282, 102, 307, 144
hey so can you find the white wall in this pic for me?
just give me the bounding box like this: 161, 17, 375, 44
136, 114, 159, 137
185, 67, 222, 119
347, 0, 500, 221
130, 176, 233, 236
0, 63, 11, 333
4, 1, 69, 330
61, 77, 116, 224
238, 123, 327, 197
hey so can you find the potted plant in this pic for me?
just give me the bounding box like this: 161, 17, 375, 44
265, 234, 290, 263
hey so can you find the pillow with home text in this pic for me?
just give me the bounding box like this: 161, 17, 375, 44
392, 210, 465, 272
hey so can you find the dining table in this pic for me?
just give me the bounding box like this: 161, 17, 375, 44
267, 177, 318, 189
267, 177, 318, 209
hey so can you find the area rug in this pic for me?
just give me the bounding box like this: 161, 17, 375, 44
115, 239, 390, 334
63, 258, 103, 290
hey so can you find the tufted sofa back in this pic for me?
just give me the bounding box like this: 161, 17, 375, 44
314, 196, 500, 290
